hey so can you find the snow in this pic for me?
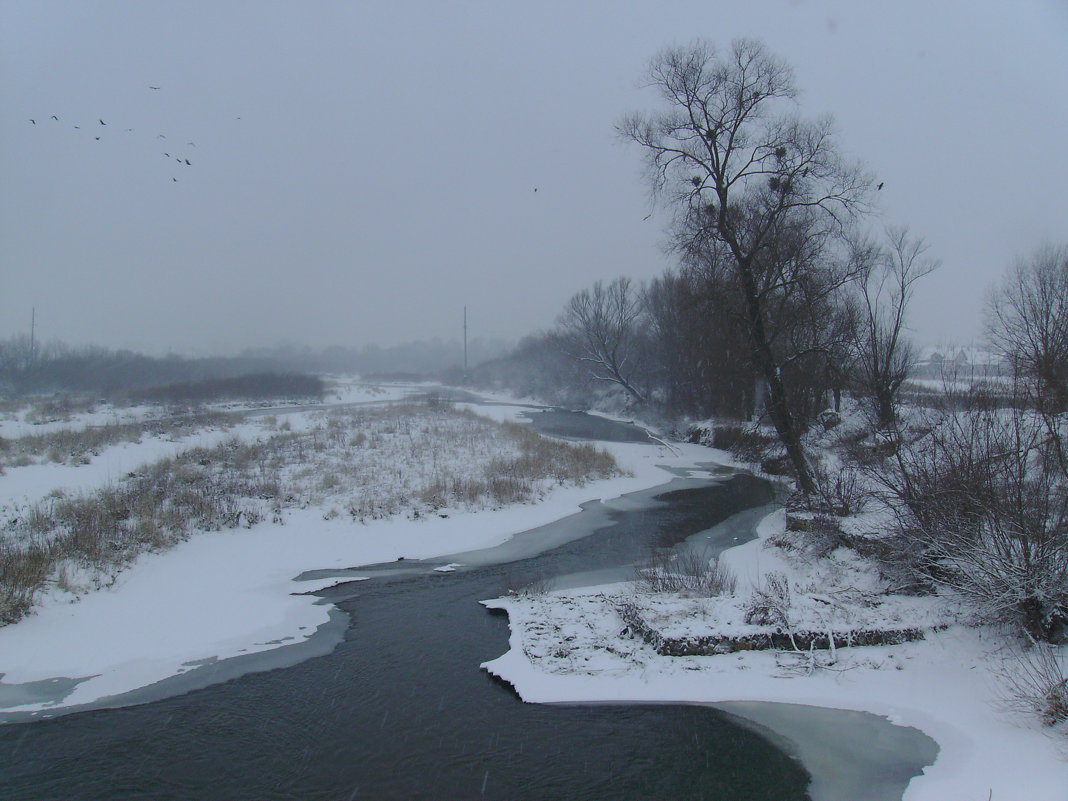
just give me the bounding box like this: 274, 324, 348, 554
0, 422, 256, 524
322, 375, 414, 405
0, 378, 428, 538
0, 401, 159, 440
0, 395, 692, 715
482, 507, 1068, 801
4, 385, 1066, 798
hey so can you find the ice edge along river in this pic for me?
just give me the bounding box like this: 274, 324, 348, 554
1, 390, 1059, 799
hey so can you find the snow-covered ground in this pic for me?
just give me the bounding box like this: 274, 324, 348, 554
0, 421, 255, 519
0, 400, 158, 440
4, 383, 1066, 799
0, 393, 688, 717
483, 508, 1068, 801
0, 378, 417, 527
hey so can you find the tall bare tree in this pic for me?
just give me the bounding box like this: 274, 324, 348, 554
987, 244, 1068, 414
645, 268, 757, 418
619, 39, 871, 493
557, 277, 648, 404
852, 226, 939, 428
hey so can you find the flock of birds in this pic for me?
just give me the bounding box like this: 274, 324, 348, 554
26, 85, 236, 184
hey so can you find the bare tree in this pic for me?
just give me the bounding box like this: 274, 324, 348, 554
619, 39, 871, 493
644, 268, 757, 418
987, 244, 1068, 414
556, 277, 648, 404
852, 226, 939, 428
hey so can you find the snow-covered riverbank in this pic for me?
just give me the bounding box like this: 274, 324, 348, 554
0, 396, 689, 716
5, 384, 1064, 799
482, 507, 1068, 800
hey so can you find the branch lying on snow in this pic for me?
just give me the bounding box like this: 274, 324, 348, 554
645, 432, 681, 456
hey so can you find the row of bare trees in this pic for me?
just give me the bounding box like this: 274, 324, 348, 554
542, 39, 938, 495
471, 40, 1068, 646
473, 38, 1063, 502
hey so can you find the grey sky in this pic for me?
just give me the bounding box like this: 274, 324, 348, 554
3, 1, 1067, 355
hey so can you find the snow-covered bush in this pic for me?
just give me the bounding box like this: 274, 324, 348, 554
866, 396, 1068, 642
809, 457, 868, 516
776, 514, 851, 561
998, 644, 1068, 730
636, 549, 737, 597
744, 571, 793, 628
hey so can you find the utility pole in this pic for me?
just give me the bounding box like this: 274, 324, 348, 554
463, 306, 468, 383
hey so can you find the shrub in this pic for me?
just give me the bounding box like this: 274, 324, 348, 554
744, 571, 793, 627
866, 398, 1068, 641
998, 644, 1068, 729
809, 459, 869, 516
636, 549, 737, 596
782, 514, 851, 560
711, 424, 779, 462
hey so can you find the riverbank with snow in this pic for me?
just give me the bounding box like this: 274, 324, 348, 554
482, 507, 1068, 800
0, 395, 695, 717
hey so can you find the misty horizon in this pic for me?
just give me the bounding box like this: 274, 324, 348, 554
4, 1, 1068, 354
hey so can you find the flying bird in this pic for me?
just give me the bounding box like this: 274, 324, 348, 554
29, 119, 35, 124
157, 134, 166, 139
172, 177, 177, 182
642, 213, 652, 221
95, 136, 100, 140
184, 159, 190, 165
163, 152, 170, 157
124, 128, 134, 132
534, 187, 538, 192
50, 115, 58, 120
73, 125, 80, 129
186, 142, 196, 147
877, 182, 884, 190
99, 119, 106, 125
149, 86, 161, 90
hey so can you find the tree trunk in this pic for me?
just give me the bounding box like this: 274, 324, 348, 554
735, 261, 816, 495
875, 386, 896, 429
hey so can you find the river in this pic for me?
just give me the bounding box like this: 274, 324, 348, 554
0, 402, 935, 800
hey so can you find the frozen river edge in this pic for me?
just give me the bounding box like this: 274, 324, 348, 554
480, 503, 1068, 801
1, 391, 1064, 798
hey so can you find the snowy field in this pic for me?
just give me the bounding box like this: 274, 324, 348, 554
0, 377, 421, 531
0, 387, 683, 716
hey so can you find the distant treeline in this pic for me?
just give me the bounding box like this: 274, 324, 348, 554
0, 336, 511, 398
240, 338, 511, 376
129, 373, 324, 404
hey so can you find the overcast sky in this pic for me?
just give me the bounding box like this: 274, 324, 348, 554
3, 1, 1067, 356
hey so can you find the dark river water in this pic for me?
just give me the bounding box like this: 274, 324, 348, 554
0, 407, 931, 800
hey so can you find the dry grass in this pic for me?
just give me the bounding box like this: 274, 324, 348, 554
636, 549, 738, 597
0, 411, 236, 469
0, 403, 623, 624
